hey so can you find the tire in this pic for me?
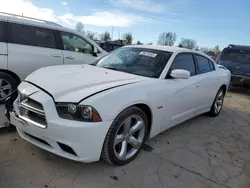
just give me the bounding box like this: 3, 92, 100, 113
208, 88, 225, 117
101, 106, 148, 166
0, 72, 17, 104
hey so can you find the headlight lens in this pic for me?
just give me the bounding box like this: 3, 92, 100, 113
56, 103, 102, 122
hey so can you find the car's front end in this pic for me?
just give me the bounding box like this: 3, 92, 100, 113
5, 81, 113, 162
5, 63, 150, 162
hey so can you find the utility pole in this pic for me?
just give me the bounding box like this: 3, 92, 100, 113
111, 27, 114, 40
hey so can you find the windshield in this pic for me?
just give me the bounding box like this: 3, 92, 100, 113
221, 49, 250, 64
94, 47, 172, 78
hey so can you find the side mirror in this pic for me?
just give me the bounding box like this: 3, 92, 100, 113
92, 47, 98, 57
170, 69, 190, 79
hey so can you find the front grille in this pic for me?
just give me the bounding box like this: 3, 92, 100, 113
19, 97, 47, 128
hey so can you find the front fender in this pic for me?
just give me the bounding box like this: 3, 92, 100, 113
82, 81, 166, 137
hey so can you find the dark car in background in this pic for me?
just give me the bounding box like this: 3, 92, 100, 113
96, 41, 124, 52
216, 44, 250, 87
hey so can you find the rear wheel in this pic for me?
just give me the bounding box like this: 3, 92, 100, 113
208, 88, 225, 117
0, 72, 17, 104
101, 106, 148, 165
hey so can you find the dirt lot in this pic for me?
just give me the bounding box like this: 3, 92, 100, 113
0, 90, 250, 188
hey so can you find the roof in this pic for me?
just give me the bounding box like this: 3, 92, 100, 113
225, 44, 250, 50
126, 45, 203, 53
0, 12, 106, 54
124, 45, 214, 61
0, 13, 62, 30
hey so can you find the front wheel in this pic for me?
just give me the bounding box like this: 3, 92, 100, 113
208, 88, 225, 117
0, 72, 17, 104
101, 106, 148, 165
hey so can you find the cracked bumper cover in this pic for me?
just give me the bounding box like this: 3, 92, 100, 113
8, 83, 112, 163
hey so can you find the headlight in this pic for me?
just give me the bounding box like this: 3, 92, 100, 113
56, 103, 102, 122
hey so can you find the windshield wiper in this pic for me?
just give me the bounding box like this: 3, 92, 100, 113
103, 67, 119, 71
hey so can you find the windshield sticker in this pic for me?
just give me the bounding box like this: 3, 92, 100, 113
139, 51, 157, 58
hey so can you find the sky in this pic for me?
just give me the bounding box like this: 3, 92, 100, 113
0, 0, 249, 49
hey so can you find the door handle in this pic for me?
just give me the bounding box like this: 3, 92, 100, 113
196, 84, 201, 88
51, 54, 61, 58
65, 56, 75, 59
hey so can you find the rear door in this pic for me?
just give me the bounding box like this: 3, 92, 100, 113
60, 32, 99, 65
0, 20, 7, 70
7, 23, 63, 80
195, 54, 219, 109
219, 48, 250, 77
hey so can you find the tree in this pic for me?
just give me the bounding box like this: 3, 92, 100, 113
123, 32, 133, 45
179, 38, 197, 49
157, 32, 177, 46
100, 31, 111, 41
213, 45, 220, 56
136, 40, 143, 45
86, 31, 96, 40
200, 47, 210, 53
75, 22, 84, 33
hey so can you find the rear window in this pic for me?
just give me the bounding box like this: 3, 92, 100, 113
221, 49, 250, 64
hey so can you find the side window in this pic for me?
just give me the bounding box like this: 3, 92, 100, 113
10, 23, 56, 48
61, 32, 93, 54
209, 60, 215, 70
196, 55, 211, 74
170, 53, 196, 76
0, 22, 5, 42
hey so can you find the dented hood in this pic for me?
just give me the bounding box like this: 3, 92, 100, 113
25, 65, 148, 102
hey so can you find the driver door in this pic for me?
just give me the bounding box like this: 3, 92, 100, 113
163, 53, 203, 129
60, 32, 98, 65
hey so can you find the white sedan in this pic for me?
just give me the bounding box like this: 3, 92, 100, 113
5, 45, 231, 165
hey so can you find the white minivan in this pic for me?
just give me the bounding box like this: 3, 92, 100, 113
0, 12, 107, 104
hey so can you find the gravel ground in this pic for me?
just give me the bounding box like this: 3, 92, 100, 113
0, 90, 250, 188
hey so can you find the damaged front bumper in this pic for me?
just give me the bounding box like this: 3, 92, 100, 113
4, 90, 18, 123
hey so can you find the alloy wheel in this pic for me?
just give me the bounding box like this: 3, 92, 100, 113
113, 115, 145, 160
214, 91, 224, 114
0, 79, 12, 100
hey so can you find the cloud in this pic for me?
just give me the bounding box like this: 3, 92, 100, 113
59, 11, 156, 27
61, 2, 68, 6
0, 0, 158, 27
109, 0, 165, 13
0, 0, 58, 22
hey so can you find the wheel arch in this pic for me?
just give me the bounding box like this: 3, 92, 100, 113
134, 103, 153, 139
114, 103, 153, 139
220, 84, 227, 95
0, 69, 21, 85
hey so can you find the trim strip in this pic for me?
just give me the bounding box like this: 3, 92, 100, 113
21, 102, 45, 116
19, 115, 46, 129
